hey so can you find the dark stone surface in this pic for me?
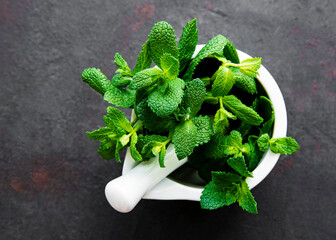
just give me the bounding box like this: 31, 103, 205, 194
1, 0, 335, 239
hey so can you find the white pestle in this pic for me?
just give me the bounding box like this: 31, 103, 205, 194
105, 144, 187, 213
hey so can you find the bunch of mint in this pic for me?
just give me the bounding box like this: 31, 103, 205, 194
82, 19, 299, 213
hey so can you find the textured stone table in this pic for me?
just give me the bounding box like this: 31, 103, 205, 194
1, 0, 335, 239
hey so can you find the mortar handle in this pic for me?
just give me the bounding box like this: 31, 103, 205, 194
105, 144, 187, 213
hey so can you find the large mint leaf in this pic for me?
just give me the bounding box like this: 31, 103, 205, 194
211, 66, 235, 97
104, 87, 135, 108
147, 78, 184, 117
223, 95, 263, 126
148, 21, 178, 68
173, 120, 197, 160
183, 35, 229, 81
133, 40, 152, 74
178, 18, 198, 72
160, 53, 179, 79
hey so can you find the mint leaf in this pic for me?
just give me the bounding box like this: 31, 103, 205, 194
206, 131, 243, 159
82, 68, 113, 95
181, 78, 206, 117
223, 40, 239, 64
227, 156, 253, 177
237, 98, 259, 138
214, 108, 229, 134
237, 181, 258, 214
183, 35, 229, 81
160, 53, 179, 79
135, 99, 177, 133
98, 139, 116, 160
133, 40, 152, 74
86, 127, 120, 141
178, 18, 198, 71
223, 95, 263, 126
114, 140, 124, 163
212, 171, 242, 187
148, 77, 184, 117
211, 66, 235, 97
130, 67, 163, 90
229, 67, 257, 95
111, 74, 132, 88
130, 133, 142, 161
239, 58, 261, 78
106, 107, 133, 132
223, 130, 243, 156
200, 181, 238, 210
259, 96, 275, 134
148, 21, 178, 68
114, 53, 132, 76
247, 135, 264, 171
104, 87, 135, 108
192, 115, 213, 146
257, 133, 270, 152
159, 145, 166, 168
269, 137, 300, 154
173, 120, 198, 160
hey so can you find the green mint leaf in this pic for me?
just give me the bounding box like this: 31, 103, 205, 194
223, 95, 263, 125
269, 137, 300, 154
104, 87, 135, 108
227, 156, 253, 177
82, 68, 113, 95
135, 99, 177, 133
205, 131, 243, 159
229, 67, 257, 95
211, 66, 235, 97
114, 53, 132, 76
130, 67, 163, 90
192, 115, 214, 146
257, 133, 270, 152
173, 120, 198, 160
137, 134, 168, 148
130, 133, 142, 161
106, 107, 133, 132
200, 181, 238, 210
183, 35, 229, 81
148, 21, 178, 68
159, 145, 166, 168
239, 57, 261, 78
237, 181, 258, 214
247, 135, 264, 171
160, 53, 179, 79
181, 78, 206, 117
111, 74, 132, 88
178, 18, 198, 72
98, 139, 117, 160
214, 108, 229, 134
224, 130, 243, 156
148, 77, 184, 117
86, 127, 120, 141
133, 40, 152, 75
212, 171, 242, 187
114, 140, 124, 163
237, 98, 259, 138
259, 96, 275, 134
223, 40, 239, 63
259, 96, 274, 121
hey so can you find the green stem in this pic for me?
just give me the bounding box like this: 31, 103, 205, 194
219, 97, 224, 110
224, 63, 240, 68
163, 139, 171, 146
132, 122, 143, 133
131, 116, 139, 127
